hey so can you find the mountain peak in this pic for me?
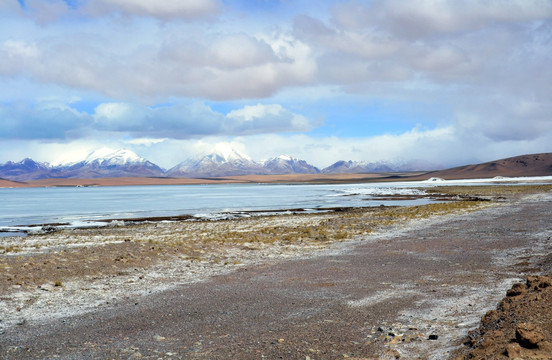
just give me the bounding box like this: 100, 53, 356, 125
208, 144, 251, 163
83, 148, 145, 166
263, 155, 320, 174
167, 145, 259, 177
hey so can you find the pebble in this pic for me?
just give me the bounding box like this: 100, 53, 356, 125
40, 283, 55, 292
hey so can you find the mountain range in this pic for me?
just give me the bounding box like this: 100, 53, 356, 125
0, 148, 434, 181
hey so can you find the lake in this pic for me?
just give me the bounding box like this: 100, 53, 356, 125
1, 176, 550, 234
0, 182, 430, 232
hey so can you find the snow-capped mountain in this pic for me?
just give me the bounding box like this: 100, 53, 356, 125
0, 146, 438, 181
167, 147, 266, 177
0, 149, 164, 181
0, 158, 52, 181
321, 160, 392, 174
263, 155, 320, 174
59, 149, 164, 178
79, 148, 148, 167
321, 159, 437, 174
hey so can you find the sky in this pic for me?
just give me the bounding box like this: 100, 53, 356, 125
1, 0, 551, 169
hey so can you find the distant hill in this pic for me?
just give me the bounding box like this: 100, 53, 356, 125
0, 178, 26, 188
422, 153, 552, 179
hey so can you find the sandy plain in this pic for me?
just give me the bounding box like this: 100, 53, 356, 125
1, 185, 552, 359
0, 173, 424, 189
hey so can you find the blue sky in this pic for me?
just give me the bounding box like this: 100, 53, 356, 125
1, 0, 552, 169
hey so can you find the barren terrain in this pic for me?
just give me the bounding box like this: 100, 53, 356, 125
1, 185, 552, 359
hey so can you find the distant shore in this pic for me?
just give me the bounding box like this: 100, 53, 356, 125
0, 172, 431, 188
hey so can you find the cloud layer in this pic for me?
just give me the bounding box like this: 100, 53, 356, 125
0, 101, 316, 140
1, 0, 551, 168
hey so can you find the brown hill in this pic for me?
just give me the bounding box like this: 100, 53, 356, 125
422, 153, 552, 180
0, 178, 27, 188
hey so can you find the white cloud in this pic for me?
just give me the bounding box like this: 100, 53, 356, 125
368, 0, 552, 38
84, 0, 221, 20
225, 104, 314, 134
0, 25, 316, 100
0, 40, 39, 76
208, 34, 278, 69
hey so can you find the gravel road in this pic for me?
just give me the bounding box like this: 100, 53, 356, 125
2, 193, 552, 359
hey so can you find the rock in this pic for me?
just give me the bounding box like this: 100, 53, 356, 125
428, 334, 439, 340
482, 309, 499, 324
526, 275, 552, 290
516, 323, 544, 348
39, 283, 55, 291
505, 343, 521, 358
481, 336, 495, 349
506, 283, 526, 297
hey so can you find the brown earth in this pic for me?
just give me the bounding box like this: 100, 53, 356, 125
453, 275, 552, 359
420, 152, 552, 180
0, 173, 420, 188
0, 179, 26, 188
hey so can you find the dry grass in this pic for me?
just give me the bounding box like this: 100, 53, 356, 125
0, 202, 490, 295
1, 184, 548, 296
424, 184, 552, 197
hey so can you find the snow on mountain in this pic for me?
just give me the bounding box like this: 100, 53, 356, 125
263, 155, 320, 174
60, 148, 164, 178
210, 144, 252, 163
320, 159, 439, 174
84, 148, 147, 166
167, 147, 265, 177
59, 148, 148, 168
321, 160, 395, 174
0, 146, 438, 181
0, 158, 52, 181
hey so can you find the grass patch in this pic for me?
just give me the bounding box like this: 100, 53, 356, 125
424, 184, 552, 197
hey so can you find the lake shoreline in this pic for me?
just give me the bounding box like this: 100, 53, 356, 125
0, 172, 427, 188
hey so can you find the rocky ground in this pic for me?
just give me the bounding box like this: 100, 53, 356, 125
452, 275, 552, 359
1, 184, 551, 359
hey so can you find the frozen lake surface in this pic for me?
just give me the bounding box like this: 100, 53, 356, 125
1, 176, 550, 234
